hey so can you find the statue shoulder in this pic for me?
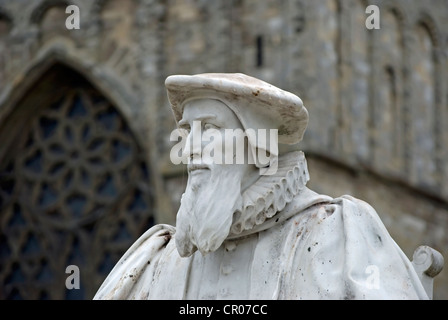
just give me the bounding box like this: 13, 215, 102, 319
280, 193, 429, 299
93, 224, 176, 299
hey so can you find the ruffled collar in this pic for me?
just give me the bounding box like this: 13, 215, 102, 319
228, 151, 310, 238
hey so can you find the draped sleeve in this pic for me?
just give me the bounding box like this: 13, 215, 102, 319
93, 224, 176, 300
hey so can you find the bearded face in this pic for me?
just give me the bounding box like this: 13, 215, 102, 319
175, 99, 259, 257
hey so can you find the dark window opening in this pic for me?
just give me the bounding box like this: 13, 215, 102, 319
256, 35, 264, 68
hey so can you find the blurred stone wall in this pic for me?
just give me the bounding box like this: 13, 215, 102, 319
0, 0, 447, 299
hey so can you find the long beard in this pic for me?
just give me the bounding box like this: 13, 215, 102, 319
175, 165, 243, 257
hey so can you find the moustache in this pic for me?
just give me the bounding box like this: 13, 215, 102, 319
187, 163, 210, 173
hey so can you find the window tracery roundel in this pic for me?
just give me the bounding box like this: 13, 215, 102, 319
0, 68, 154, 299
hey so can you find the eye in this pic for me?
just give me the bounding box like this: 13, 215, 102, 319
204, 123, 219, 130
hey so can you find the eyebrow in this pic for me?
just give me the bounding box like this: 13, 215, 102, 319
178, 114, 217, 127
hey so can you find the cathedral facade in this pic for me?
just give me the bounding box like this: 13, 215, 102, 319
0, 0, 447, 299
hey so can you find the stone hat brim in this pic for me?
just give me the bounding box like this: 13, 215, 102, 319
165, 73, 309, 145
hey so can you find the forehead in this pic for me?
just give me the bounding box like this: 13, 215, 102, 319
183, 99, 229, 117
181, 98, 241, 127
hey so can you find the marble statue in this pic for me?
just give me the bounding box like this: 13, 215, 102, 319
93, 73, 443, 300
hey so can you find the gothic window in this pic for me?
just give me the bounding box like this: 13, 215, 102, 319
293, 0, 305, 33
375, 10, 404, 174
0, 64, 154, 299
255, 35, 264, 68
412, 23, 436, 188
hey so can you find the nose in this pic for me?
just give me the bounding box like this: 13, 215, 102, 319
182, 122, 202, 162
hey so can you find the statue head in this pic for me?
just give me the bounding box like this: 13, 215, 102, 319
165, 73, 309, 257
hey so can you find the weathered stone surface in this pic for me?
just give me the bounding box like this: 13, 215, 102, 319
94, 72, 435, 300
0, 0, 447, 299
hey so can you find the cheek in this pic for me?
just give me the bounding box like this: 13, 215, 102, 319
200, 130, 249, 165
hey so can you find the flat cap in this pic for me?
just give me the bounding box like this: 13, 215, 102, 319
165, 73, 308, 145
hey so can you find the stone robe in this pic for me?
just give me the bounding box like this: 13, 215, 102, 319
93, 187, 429, 300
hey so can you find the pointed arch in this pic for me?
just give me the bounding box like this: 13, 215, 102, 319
374, 8, 405, 175
0, 58, 155, 299
415, 12, 440, 49
0, 48, 142, 148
